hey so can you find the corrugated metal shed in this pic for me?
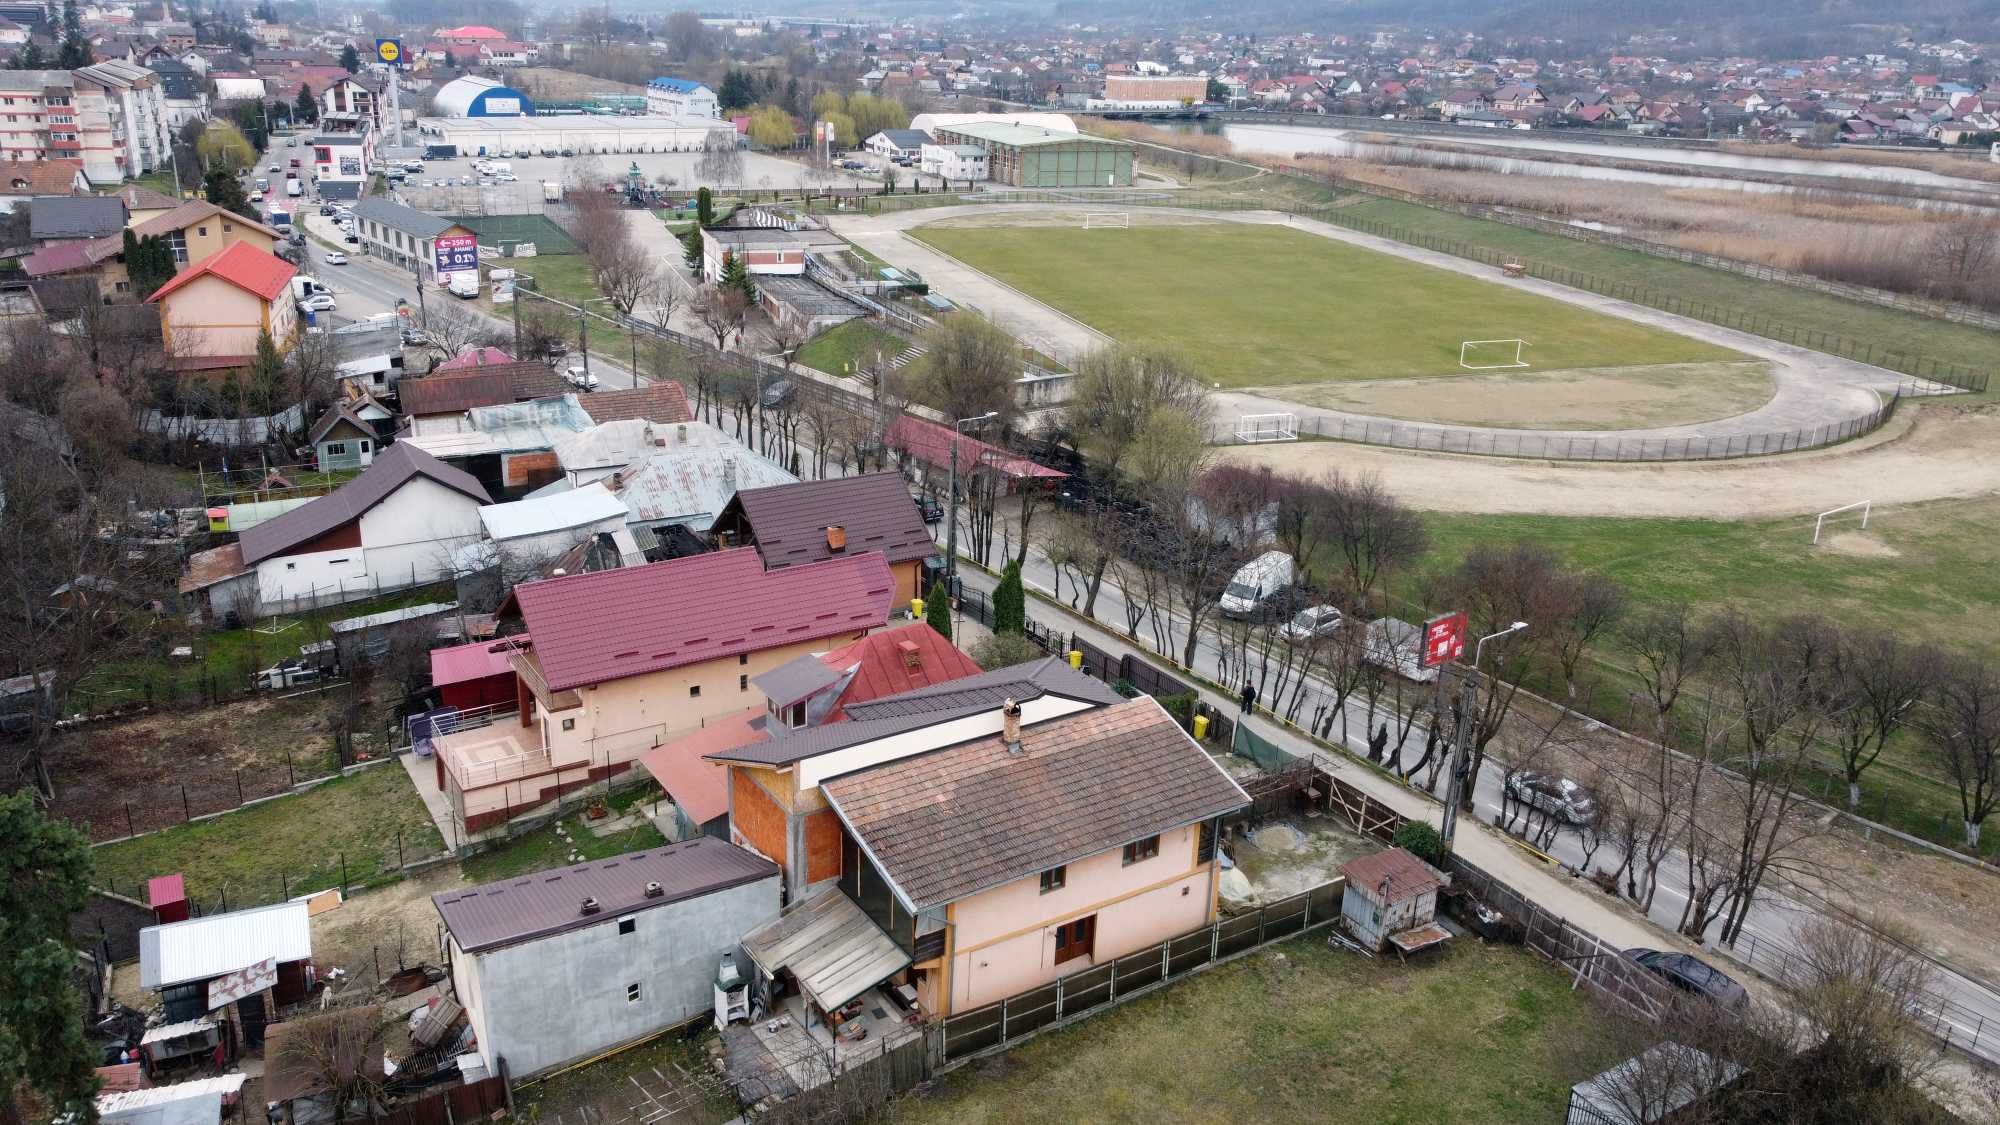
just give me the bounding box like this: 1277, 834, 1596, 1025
741, 886, 909, 1012
432, 837, 778, 954
139, 902, 312, 989
480, 482, 627, 541
97, 1073, 247, 1115
554, 418, 734, 474
603, 445, 796, 533
101, 1091, 222, 1125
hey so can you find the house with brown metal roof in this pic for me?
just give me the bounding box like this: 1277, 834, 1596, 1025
426, 547, 895, 836
432, 838, 780, 1079
397, 363, 570, 435
711, 472, 936, 606
225, 442, 492, 616
712, 669, 1245, 1022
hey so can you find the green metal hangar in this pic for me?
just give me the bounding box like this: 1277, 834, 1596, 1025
930, 122, 1134, 188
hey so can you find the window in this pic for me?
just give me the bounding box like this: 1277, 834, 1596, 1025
222, 223, 233, 232
739, 654, 749, 666
285, 562, 296, 571
1053, 915, 1095, 965
617, 917, 636, 936
560, 717, 574, 731
1039, 866, 1066, 894
325, 442, 346, 455
739, 674, 749, 692
784, 701, 806, 728
196, 226, 207, 236
625, 982, 641, 1003
1122, 835, 1160, 866
358, 440, 371, 453
689, 685, 701, 698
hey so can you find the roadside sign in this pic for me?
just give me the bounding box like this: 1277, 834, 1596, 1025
1420, 612, 1467, 669
375, 38, 403, 66
433, 232, 478, 275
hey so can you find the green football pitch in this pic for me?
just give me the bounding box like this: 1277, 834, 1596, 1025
910, 219, 1739, 388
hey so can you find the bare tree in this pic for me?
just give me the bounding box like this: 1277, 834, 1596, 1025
594, 237, 665, 317
1920, 657, 2000, 849
691, 284, 750, 352
695, 129, 744, 188
1546, 572, 1624, 697
1322, 470, 1428, 611
894, 312, 1019, 428
264, 1006, 391, 1125
1436, 542, 1573, 811
1825, 629, 1939, 810
416, 301, 500, 364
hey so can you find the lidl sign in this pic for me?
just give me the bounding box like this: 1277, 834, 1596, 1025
375, 38, 403, 65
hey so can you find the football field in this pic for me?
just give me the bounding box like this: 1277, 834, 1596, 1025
910, 217, 1739, 389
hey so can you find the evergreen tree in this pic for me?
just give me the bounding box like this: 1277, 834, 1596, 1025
720, 251, 756, 303
925, 582, 952, 641
0, 794, 100, 1125
248, 329, 285, 413
339, 44, 360, 73
204, 168, 259, 223
717, 69, 756, 111
679, 227, 703, 270
124, 230, 177, 300
13, 41, 49, 68
294, 83, 318, 124
57, 0, 90, 67
695, 185, 714, 227
994, 560, 1026, 635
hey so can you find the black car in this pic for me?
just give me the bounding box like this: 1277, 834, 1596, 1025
318, 204, 335, 215
916, 497, 944, 523
1624, 949, 1748, 1009
560, 148, 575, 157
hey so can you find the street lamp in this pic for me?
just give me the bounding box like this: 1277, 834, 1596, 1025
1439, 620, 1528, 856
943, 411, 999, 600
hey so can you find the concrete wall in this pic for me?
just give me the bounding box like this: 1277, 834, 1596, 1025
946, 824, 1211, 1012
452, 872, 781, 1077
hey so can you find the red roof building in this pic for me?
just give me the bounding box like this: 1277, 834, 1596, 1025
148, 239, 297, 304
885, 415, 1065, 483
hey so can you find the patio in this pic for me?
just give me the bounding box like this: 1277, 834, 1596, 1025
744, 986, 923, 1092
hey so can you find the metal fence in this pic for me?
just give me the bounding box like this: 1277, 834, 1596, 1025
1206, 390, 1904, 462
936, 880, 1346, 1064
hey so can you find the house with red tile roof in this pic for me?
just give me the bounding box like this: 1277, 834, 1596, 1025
147, 240, 299, 364
429, 547, 895, 835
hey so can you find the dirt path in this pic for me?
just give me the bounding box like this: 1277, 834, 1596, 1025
1218, 402, 2000, 519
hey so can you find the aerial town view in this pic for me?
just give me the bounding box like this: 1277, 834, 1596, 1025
3, 0, 2000, 1121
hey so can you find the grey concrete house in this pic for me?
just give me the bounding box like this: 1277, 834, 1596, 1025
434, 839, 781, 1078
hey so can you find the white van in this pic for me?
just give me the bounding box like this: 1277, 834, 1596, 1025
1218, 550, 1297, 619
447, 271, 480, 299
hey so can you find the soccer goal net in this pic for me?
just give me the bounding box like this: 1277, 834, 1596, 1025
1235, 413, 1298, 443
1082, 211, 1132, 229
1460, 338, 1532, 370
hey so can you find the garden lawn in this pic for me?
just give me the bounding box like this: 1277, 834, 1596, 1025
795, 319, 908, 376
1337, 196, 2000, 377
91, 764, 441, 905
886, 938, 1610, 1125
911, 222, 1735, 387
460, 783, 666, 884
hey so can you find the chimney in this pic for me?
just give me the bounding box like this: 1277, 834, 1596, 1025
675, 422, 686, 445
897, 639, 921, 672
579, 896, 601, 916
826, 524, 846, 553
643, 881, 664, 899
1001, 697, 1021, 753
722, 456, 737, 494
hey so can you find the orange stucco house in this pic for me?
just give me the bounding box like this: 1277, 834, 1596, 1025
147, 240, 299, 368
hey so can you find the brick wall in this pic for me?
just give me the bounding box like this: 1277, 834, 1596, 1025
804, 807, 842, 884
730, 767, 788, 868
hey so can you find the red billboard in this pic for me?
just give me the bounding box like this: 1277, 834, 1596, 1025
1420, 612, 1467, 669
433, 233, 479, 275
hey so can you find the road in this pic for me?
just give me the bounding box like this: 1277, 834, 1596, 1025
942, 517, 2000, 1062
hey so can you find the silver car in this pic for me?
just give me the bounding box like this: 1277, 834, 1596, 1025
1506, 772, 1598, 826
1279, 605, 1342, 643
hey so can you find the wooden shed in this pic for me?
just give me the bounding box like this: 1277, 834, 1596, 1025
1337, 847, 1447, 953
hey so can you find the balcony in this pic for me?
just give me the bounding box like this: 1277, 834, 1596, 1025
431, 703, 553, 791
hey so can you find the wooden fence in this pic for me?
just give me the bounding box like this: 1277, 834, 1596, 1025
371, 1075, 508, 1125
936, 880, 1346, 1065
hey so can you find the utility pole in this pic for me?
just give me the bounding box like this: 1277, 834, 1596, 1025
944, 412, 998, 597
1439, 621, 1528, 856
578, 305, 589, 381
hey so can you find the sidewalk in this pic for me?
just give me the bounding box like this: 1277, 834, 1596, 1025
953, 565, 1671, 956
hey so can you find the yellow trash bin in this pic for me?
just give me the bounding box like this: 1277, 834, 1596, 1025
1068, 649, 1083, 670
911, 597, 925, 620
1193, 714, 1211, 741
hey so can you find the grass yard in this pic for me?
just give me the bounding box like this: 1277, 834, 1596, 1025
91, 764, 442, 906
1337, 195, 2000, 377
461, 784, 667, 884
887, 938, 1611, 1125
795, 319, 909, 376
911, 221, 1735, 388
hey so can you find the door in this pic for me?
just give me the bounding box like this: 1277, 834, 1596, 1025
237, 991, 267, 1049
1053, 915, 1095, 966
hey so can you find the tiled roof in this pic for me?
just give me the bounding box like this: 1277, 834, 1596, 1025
717, 472, 935, 571
176, 542, 247, 594
113, 183, 180, 211
821, 697, 1247, 909
885, 415, 1064, 480
579, 383, 693, 426
135, 199, 281, 241
432, 838, 777, 954
238, 442, 492, 564
29, 194, 126, 240
428, 635, 529, 687
147, 240, 296, 303
506, 547, 894, 691
395, 363, 567, 415
818, 622, 982, 720
435, 346, 515, 370
2, 160, 87, 195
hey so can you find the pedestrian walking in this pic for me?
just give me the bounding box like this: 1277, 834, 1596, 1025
1369, 722, 1389, 763
1239, 680, 1256, 715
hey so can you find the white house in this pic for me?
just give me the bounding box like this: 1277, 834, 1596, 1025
862, 128, 931, 158
476, 482, 642, 583
645, 77, 718, 119
434, 839, 781, 1078
235, 442, 492, 614
920, 142, 987, 181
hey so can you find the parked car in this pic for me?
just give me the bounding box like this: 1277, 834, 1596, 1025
343, 230, 360, 244
285, 138, 298, 147
759, 379, 794, 409
249, 190, 265, 202
563, 365, 599, 392
267, 162, 280, 172
560, 148, 575, 157
916, 496, 944, 524
1505, 771, 1598, 826
1624, 949, 1749, 1009
1218, 551, 1297, 619
1279, 605, 1342, 643
323, 251, 348, 265
298, 293, 337, 312
318, 203, 335, 215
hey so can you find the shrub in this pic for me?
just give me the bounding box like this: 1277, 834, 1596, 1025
924, 589, 952, 642
970, 632, 1041, 671
1155, 690, 1198, 721
1391, 821, 1444, 865
994, 561, 1025, 635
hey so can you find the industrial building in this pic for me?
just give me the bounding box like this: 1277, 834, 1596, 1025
645, 77, 718, 119
432, 75, 536, 118
929, 121, 1133, 188
1098, 74, 1210, 107
413, 115, 728, 156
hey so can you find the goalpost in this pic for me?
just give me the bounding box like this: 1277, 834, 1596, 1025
1812, 500, 1871, 544
1082, 211, 1132, 230
1460, 338, 1532, 370
1235, 413, 1298, 443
